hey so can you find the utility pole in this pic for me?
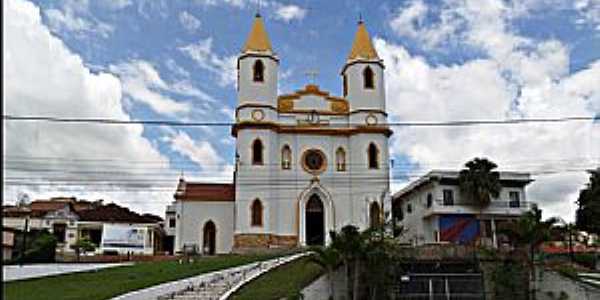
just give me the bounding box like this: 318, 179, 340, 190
20, 217, 29, 266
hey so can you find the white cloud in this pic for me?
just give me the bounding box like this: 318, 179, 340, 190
574, 0, 600, 30
168, 131, 233, 182
194, 0, 307, 22
44, 0, 114, 38
4, 0, 174, 215
100, 0, 133, 10
274, 4, 306, 22
179, 11, 202, 32
389, 0, 463, 49
179, 38, 237, 87
165, 58, 191, 78
109, 60, 193, 115
381, 0, 600, 222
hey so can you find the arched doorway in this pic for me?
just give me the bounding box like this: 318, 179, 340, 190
305, 194, 325, 246
203, 220, 216, 255
370, 201, 381, 228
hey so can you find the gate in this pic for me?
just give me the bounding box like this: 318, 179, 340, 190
391, 273, 485, 299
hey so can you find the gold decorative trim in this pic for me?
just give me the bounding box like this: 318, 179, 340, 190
277, 84, 349, 114
231, 122, 393, 137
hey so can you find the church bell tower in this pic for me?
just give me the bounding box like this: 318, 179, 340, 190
341, 20, 385, 112
237, 13, 278, 110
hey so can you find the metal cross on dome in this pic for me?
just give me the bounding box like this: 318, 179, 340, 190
304, 69, 319, 84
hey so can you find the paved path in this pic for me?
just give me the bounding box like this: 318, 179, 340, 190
111, 252, 309, 300
3, 263, 133, 282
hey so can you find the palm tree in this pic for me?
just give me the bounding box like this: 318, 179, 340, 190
458, 158, 501, 244
498, 206, 559, 299
309, 246, 340, 300
330, 225, 364, 300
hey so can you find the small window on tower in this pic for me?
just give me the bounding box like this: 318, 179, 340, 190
253, 60, 264, 82
281, 145, 291, 169
368, 143, 379, 169
363, 66, 374, 89
343, 74, 348, 96
336, 147, 346, 171
252, 139, 264, 165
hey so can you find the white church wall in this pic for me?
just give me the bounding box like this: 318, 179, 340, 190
176, 201, 234, 254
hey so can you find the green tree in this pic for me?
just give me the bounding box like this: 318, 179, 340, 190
71, 237, 96, 262
458, 158, 502, 207
575, 168, 600, 234
309, 245, 340, 300
499, 206, 559, 300
458, 158, 501, 243
21, 231, 57, 263
330, 225, 364, 300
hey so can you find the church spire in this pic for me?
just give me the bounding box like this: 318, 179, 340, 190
243, 13, 273, 53
347, 19, 379, 61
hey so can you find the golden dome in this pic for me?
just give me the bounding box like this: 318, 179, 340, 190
347, 21, 379, 60
243, 14, 273, 53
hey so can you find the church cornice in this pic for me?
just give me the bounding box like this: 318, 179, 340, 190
231, 121, 393, 137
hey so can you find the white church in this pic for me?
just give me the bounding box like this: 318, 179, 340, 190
169, 14, 392, 254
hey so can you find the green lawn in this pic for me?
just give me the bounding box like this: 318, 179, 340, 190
231, 256, 324, 300
3, 254, 282, 300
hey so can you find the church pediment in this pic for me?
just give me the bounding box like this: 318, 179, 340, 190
277, 85, 349, 115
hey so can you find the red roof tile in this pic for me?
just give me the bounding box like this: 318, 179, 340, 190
77, 203, 162, 224
174, 181, 235, 202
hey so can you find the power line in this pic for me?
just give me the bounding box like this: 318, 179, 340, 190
3, 115, 598, 127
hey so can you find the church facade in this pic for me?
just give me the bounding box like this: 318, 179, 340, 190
172, 14, 392, 254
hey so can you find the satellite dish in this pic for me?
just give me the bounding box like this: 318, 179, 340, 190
17, 192, 30, 207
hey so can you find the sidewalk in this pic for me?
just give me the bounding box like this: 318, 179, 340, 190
3, 263, 133, 282
111, 252, 308, 300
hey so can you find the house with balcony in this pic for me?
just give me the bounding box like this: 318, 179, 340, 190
392, 170, 534, 247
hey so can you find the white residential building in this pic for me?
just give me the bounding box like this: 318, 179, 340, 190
392, 170, 534, 247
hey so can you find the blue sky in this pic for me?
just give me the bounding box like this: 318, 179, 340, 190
5, 0, 600, 219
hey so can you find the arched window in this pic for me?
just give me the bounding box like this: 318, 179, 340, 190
281, 145, 292, 169
343, 74, 348, 96
363, 66, 374, 89
370, 201, 381, 228
368, 143, 379, 169
336, 147, 346, 171
251, 199, 263, 226
253, 60, 264, 82
252, 139, 263, 165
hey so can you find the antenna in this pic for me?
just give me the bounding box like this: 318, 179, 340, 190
359, 12, 363, 24
256, 0, 261, 17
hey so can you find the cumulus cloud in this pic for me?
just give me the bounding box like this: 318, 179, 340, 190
109, 60, 195, 115
179, 38, 237, 87
389, 0, 463, 49
179, 11, 202, 32
168, 131, 233, 182
4, 0, 174, 214
381, 0, 600, 221
274, 5, 307, 22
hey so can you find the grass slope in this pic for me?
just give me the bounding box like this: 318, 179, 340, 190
231, 256, 324, 300
3, 254, 279, 300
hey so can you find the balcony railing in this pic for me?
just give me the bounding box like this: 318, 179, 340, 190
433, 199, 532, 209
